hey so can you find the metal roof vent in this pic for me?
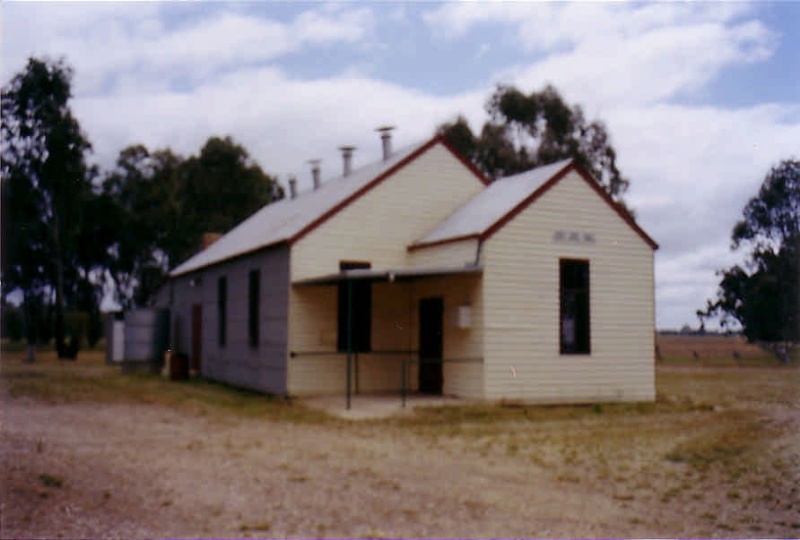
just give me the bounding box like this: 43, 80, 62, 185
308, 159, 321, 190
376, 126, 395, 162
339, 146, 356, 177
288, 175, 297, 199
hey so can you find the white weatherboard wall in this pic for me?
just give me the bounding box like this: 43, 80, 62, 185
410, 274, 484, 399
290, 142, 485, 281
287, 142, 485, 396
408, 238, 479, 268
482, 170, 655, 403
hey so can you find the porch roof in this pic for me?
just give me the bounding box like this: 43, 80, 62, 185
292, 264, 482, 286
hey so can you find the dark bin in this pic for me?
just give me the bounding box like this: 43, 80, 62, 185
170, 353, 189, 381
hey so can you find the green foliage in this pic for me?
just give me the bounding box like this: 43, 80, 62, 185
439, 84, 630, 204
700, 159, 799, 351
102, 137, 284, 308
1, 56, 97, 358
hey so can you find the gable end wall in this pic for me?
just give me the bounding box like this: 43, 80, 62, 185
482, 170, 655, 402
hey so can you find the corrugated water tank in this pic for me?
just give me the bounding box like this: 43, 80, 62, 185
123, 308, 170, 369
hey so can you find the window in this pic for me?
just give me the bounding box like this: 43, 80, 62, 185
560, 259, 590, 354
217, 276, 227, 347
248, 269, 260, 348
337, 261, 371, 353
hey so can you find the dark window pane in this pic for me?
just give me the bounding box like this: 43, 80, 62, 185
248, 269, 260, 348
560, 260, 590, 354
337, 262, 372, 353
217, 276, 227, 347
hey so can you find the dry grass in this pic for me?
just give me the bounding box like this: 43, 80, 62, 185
656, 334, 780, 366
0, 350, 330, 423
2, 347, 799, 537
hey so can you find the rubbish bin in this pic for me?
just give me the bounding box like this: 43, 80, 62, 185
169, 352, 189, 381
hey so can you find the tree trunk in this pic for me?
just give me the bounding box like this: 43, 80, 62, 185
23, 291, 37, 363
52, 215, 68, 359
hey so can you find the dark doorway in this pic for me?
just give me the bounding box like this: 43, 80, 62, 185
191, 304, 202, 372
418, 297, 443, 395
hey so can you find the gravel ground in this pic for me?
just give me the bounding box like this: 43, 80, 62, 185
2, 368, 798, 539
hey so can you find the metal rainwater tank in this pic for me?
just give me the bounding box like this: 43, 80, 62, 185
123, 308, 170, 372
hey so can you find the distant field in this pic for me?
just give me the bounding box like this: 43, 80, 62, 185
656, 334, 780, 366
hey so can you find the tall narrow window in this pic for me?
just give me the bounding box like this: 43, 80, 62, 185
560, 259, 590, 354
337, 261, 371, 353
217, 276, 227, 347
248, 269, 260, 348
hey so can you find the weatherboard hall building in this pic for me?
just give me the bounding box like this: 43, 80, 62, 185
155, 128, 658, 405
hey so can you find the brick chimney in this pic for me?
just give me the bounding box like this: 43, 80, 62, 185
201, 232, 223, 250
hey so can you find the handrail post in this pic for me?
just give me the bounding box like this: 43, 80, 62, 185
401, 357, 406, 408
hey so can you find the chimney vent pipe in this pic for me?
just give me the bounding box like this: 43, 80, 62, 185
339, 146, 356, 177
308, 159, 321, 190
288, 176, 297, 199
376, 126, 395, 161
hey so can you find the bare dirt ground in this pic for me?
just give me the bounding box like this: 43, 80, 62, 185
1, 354, 799, 538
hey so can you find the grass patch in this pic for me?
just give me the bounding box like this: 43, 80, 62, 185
663, 414, 766, 468
39, 473, 63, 488
240, 521, 271, 532
1, 350, 332, 424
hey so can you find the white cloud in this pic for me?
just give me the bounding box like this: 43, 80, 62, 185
2, 2, 797, 330
1, 3, 376, 95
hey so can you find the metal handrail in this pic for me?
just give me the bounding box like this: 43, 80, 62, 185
290, 349, 419, 358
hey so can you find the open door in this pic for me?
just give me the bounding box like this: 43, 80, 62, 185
191, 304, 202, 372
418, 297, 443, 394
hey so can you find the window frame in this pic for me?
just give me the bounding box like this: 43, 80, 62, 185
559, 259, 591, 355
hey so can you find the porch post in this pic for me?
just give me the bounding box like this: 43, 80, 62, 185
401, 357, 407, 408
346, 279, 353, 410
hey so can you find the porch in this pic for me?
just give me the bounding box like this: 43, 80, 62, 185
288, 265, 485, 408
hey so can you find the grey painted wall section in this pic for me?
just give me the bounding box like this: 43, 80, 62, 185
168, 244, 290, 394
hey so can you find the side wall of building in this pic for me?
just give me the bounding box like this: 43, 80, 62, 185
169, 244, 290, 394
482, 171, 656, 403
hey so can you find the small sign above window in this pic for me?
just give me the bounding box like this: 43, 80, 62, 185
553, 230, 596, 244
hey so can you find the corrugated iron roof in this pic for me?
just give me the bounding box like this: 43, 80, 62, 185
169, 139, 431, 277
413, 158, 574, 246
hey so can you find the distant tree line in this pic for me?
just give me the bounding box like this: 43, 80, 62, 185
699, 159, 799, 362
1, 57, 284, 360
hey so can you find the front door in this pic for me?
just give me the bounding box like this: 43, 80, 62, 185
418, 297, 443, 395
191, 304, 202, 372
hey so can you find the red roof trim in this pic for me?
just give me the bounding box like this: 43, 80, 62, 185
438, 136, 492, 186
289, 133, 490, 245
480, 161, 659, 251
407, 233, 481, 252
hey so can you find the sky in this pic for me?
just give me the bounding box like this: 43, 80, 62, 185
2, 1, 799, 330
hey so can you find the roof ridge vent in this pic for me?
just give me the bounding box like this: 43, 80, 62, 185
376, 125, 395, 162
308, 159, 322, 190
339, 146, 356, 177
